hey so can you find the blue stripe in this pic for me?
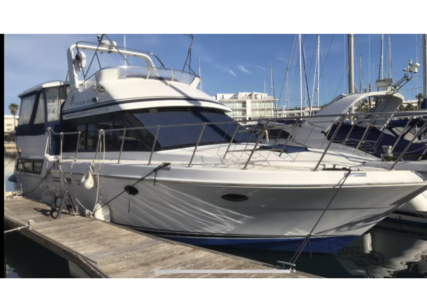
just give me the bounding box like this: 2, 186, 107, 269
160, 235, 358, 254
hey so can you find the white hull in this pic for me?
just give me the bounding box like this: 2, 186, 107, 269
14, 145, 427, 253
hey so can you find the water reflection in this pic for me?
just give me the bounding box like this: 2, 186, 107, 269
201, 220, 427, 278
4, 152, 20, 193
4, 230, 71, 278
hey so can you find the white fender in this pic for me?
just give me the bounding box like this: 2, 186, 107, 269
94, 203, 110, 222
80, 167, 94, 190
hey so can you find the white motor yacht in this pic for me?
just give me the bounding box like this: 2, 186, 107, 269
12, 35, 427, 254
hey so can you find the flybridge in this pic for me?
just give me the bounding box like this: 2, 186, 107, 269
66, 35, 199, 90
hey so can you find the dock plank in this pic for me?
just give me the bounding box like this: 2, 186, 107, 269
4, 196, 318, 278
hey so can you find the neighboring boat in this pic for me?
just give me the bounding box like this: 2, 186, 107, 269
12, 35, 427, 254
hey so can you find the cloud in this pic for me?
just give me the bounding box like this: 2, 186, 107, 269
276, 57, 286, 62
229, 70, 237, 77
256, 65, 268, 71
237, 65, 251, 74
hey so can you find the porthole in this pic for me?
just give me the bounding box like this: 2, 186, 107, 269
221, 194, 249, 202
124, 185, 139, 196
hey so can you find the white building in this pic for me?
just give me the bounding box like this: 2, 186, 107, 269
4, 115, 19, 135
215, 92, 277, 120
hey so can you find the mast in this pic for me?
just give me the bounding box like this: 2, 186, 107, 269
359, 55, 363, 93
198, 57, 202, 91
348, 34, 355, 94
264, 79, 266, 94
299, 34, 303, 116
348, 34, 355, 124
380, 34, 384, 80
388, 35, 392, 78
423, 34, 427, 105
270, 64, 274, 118
317, 35, 320, 109
369, 34, 372, 106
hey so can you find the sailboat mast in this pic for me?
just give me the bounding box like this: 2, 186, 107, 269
380, 34, 384, 79
198, 57, 202, 91
299, 34, 303, 116
423, 34, 426, 103
348, 34, 355, 94
317, 35, 320, 109
270, 64, 274, 117
359, 55, 363, 93
388, 35, 392, 78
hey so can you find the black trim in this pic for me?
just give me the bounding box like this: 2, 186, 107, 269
393, 210, 424, 218
113, 222, 336, 239
62, 97, 226, 116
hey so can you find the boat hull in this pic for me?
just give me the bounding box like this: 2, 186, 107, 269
15, 160, 427, 254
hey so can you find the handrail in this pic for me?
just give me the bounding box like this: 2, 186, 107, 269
45, 110, 427, 171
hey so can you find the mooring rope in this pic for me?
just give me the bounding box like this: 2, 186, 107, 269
92, 162, 171, 214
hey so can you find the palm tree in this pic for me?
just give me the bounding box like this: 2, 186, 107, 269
416, 93, 424, 110
8, 103, 19, 129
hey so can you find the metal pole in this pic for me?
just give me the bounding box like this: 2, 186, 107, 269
360, 55, 363, 93
423, 34, 426, 102
243, 120, 270, 170
348, 34, 355, 94
198, 57, 202, 91
317, 35, 320, 109
118, 129, 126, 164
380, 34, 384, 80
390, 120, 427, 170
148, 127, 160, 165
314, 115, 346, 171
299, 34, 303, 117
348, 34, 355, 125
223, 124, 241, 159
388, 35, 392, 79
188, 123, 206, 167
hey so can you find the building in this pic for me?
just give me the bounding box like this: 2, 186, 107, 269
215, 92, 277, 120
276, 107, 321, 118
4, 115, 19, 135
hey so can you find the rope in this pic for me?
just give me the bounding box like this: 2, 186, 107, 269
4, 220, 34, 234
4, 155, 17, 168
289, 167, 354, 265
92, 163, 171, 214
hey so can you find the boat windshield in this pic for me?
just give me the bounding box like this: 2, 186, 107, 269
127, 107, 256, 151
119, 67, 197, 85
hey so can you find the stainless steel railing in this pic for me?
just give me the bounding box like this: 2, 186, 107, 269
46, 110, 427, 171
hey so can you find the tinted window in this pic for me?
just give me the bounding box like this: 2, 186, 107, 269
46, 87, 67, 122
62, 108, 254, 152
130, 107, 254, 150
18, 95, 36, 125
34, 93, 45, 124
16, 159, 43, 174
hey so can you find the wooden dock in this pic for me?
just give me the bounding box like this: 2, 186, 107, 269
4, 196, 319, 278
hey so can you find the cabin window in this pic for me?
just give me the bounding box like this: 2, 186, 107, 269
34, 93, 45, 124
46, 87, 67, 122
18, 95, 36, 125
16, 159, 44, 175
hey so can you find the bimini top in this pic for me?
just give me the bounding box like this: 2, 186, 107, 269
307, 91, 404, 130
61, 40, 230, 120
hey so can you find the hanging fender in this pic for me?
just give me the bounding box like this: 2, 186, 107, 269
80, 166, 95, 190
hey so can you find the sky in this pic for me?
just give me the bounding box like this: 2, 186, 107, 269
4, 34, 426, 115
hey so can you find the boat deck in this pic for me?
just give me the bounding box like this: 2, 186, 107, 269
4, 196, 319, 278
